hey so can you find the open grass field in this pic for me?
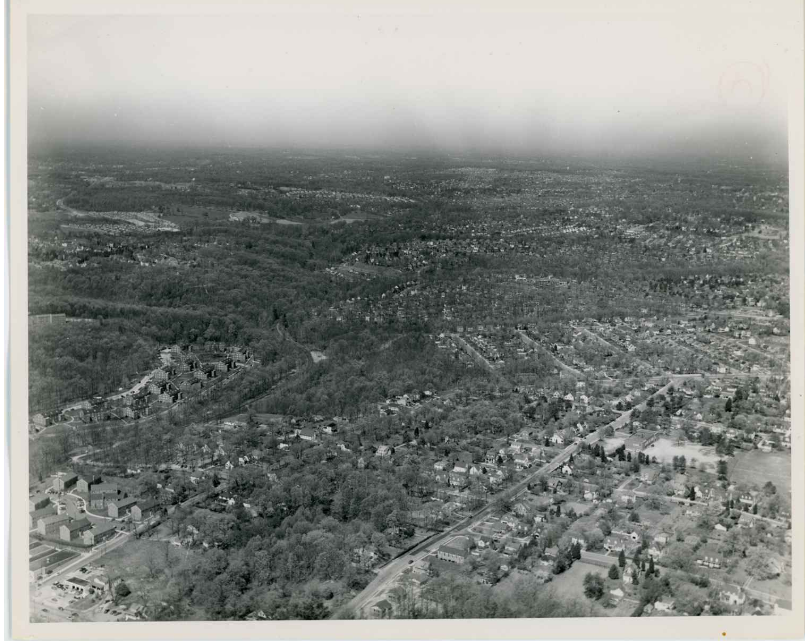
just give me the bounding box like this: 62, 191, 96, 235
96, 538, 195, 609
728, 450, 791, 494
645, 438, 721, 472
532, 561, 636, 617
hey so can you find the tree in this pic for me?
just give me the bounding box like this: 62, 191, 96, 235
629, 510, 640, 523
745, 548, 779, 580
116, 581, 131, 600
583, 573, 605, 600
725, 398, 732, 412
608, 564, 619, 580
648, 557, 655, 575
552, 555, 568, 575
618, 549, 626, 568
717, 459, 729, 479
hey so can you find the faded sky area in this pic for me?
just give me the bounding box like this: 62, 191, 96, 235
27, 4, 794, 159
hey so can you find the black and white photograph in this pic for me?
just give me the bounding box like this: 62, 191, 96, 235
7, 0, 804, 639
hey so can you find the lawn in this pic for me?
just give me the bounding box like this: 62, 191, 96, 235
644, 439, 721, 472
95, 538, 194, 609
728, 450, 791, 494
534, 561, 636, 617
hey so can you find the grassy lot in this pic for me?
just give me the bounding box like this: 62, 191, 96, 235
645, 439, 721, 471
728, 450, 791, 494
564, 501, 593, 517
95, 538, 194, 610
532, 561, 636, 617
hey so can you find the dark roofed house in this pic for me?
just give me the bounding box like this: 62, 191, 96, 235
53, 473, 78, 492
76, 475, 103, 494
32, 413, 53, 429
29, 504, 57, 529
108, 497, 138, 518
29, 493, 51, 512
371, 599, 393, 619
89, 483, 120, 509
37, 513, 70, 537
131, 499, 160, 522
83, 522, 118, 546
60, 518, 92, 542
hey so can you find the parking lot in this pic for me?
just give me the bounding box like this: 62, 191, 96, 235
31, 564, 111, 621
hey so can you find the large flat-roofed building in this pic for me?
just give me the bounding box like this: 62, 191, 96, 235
29, 549, 76, 581
436, 536, 471, 564
65, 577, 92, 595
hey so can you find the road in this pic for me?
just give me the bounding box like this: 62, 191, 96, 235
572, 325, 654, 371
60, 374, 152, 412
517, 330, 584, 378
451, 334, 498, 374
36, 531, 130, 590
342, 379, 676, 617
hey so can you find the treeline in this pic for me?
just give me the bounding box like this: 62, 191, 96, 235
391, 574, 588, 619
254, 330, 487, 417
28, 321, 158, 410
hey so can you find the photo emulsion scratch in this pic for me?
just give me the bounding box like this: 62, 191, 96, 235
9, 1, 803, 638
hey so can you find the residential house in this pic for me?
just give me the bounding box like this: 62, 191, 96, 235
582, 483, 599, 501
59, 518, 92, 542
89, 483, 120, 509
37, 513, 69, 537
83, 522, 118, 546
297, 428, 318, 442
696, 547, 721, 569
76, 475, 103, 494
542, 546, 559, 560
32, 413, 53, 429
53, 473, 78, 492
131, 499, 160, 522
108, 497, 138, 518
29, 493, 50, 512
28, 504, 57, 528
721, 589, 746, 606
371, 599, 393, 619
654, 599, 675, 612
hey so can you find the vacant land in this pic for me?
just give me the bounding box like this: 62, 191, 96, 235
729, 450, 792, 494
96, 538, 191, 608
540, 562, 635, 617
645, 438, 721, 471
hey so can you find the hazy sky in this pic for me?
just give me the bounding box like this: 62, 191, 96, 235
27, 4, 795, 158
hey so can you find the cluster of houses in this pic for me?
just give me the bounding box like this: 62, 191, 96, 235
30, 472, 162, 549
377, 390, 436, 416
29, 342, 254, 430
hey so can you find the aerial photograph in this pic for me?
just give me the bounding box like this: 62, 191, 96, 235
22, 5, 793, 626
